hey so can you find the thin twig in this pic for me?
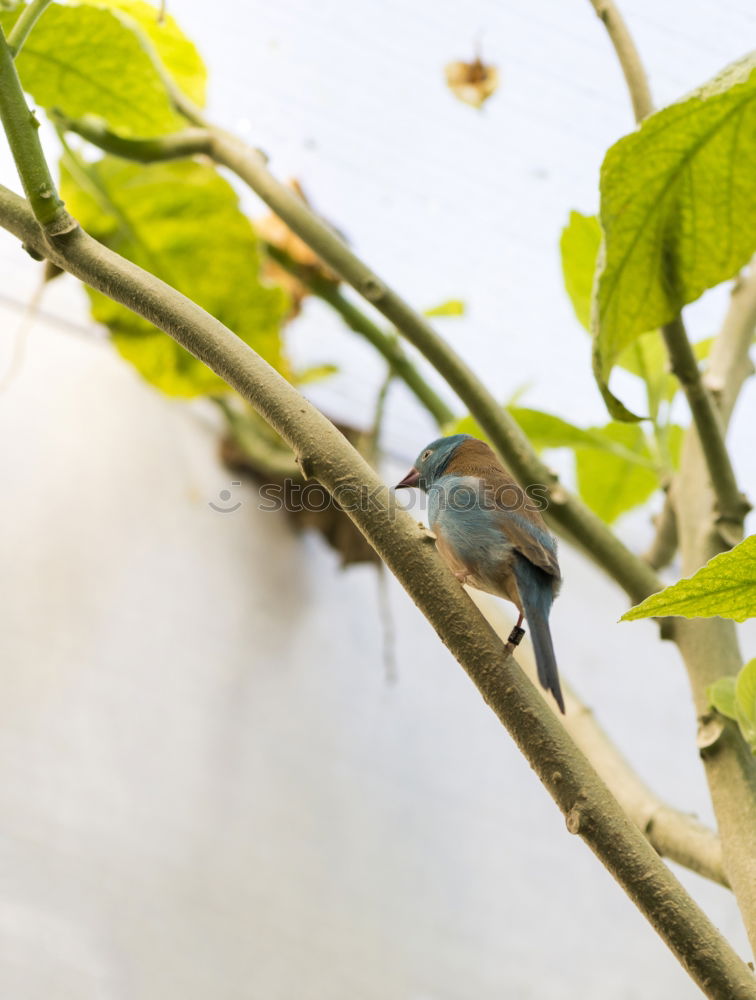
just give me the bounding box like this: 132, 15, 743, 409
265, 243, 455, 427
0, 186, 752, 997
661, 317, 750, 539
587, 0, 652, 120
6, 0, 53, 57
642, 491, 678, 571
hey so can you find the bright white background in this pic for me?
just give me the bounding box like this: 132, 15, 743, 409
1, 1, 755, 998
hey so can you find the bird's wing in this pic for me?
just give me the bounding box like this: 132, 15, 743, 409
476, 468, 560, 581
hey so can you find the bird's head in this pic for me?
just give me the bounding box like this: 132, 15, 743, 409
395, 434, 473, 492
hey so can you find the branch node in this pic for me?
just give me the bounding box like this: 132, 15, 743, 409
697, 712, 726, 754
566, 806, 582, 834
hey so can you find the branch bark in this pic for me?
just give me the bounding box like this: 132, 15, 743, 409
0, 185, 753, 997
470, 592, 729, 888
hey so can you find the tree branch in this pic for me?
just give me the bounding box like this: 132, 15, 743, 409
0, 186, 752, 996
589, 0, 756, 949
672, 264, 756, 953
662, 316, 750, 538
55, 111, 664, 607
642, 491, 678, 571
0, 28, 74, 232
470, 592, 729, 888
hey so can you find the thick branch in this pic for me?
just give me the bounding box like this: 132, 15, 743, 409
672, 265, 756, 953
470, 593, 728, 888
57, 112, 663, 606
590, 0, 756, 950
0, 187, 752, 997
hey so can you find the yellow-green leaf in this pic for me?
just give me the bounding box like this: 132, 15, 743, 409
622, 534, 756, 622
15, 3, 183, 137
707, 676, 738, 719
575, 422, 659, 523
595, 54, 756, 383
736, 658, 756, 725
77, 0, 207, 105
560, 211, 601, 332
60, 157, 289, 396
424, 299, 466, 318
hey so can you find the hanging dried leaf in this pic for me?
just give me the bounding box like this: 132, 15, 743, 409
444, 57, 499, 108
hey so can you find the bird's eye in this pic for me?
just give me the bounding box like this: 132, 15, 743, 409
421, 449, 432, 462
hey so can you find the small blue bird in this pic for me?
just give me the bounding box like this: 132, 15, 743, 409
396, 434, 565, 713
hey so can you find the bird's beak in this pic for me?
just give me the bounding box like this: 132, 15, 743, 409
395, 467, 420, 489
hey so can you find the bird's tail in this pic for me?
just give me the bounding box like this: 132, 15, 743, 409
513, 556, 565, 714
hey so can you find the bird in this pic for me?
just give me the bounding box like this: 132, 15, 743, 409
395, 433, 565, 713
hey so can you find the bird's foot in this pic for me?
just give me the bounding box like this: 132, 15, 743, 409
507, 625, 526, 647
418, 523, 437, 542
453, 570, 470, 585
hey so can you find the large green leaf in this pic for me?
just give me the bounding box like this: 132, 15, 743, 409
595, 54, 756, 386
575, 422, 659, 523
560, 210, 601, 332
77, 0, 207, 105
60, 157, 289, 395
622, 534, 756, 622
15, 2, 183, 136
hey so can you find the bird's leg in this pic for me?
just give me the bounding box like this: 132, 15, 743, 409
453, 570, 469, 585
418, 522, 437, 542
507, 612, 525, 647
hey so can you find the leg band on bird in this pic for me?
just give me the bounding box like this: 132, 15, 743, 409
507, 625, 526, 646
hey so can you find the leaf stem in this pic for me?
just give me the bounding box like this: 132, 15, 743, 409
6, 0, 53, 57
0, 26, 74, 232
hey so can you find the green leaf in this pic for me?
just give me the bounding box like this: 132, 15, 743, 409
424, 299, 466, 318
622, 534, 756, 622
595, 54, 756, 384
15, 3, 183, 137
60, 157, 289, 396
707, 676, 738, 720
575, 422, 659, 523
708, 662, 756, 752
560, 211, 601, 331
736, 658, 756, 726
77, 0, 207, 105
294, 363, 339, 385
